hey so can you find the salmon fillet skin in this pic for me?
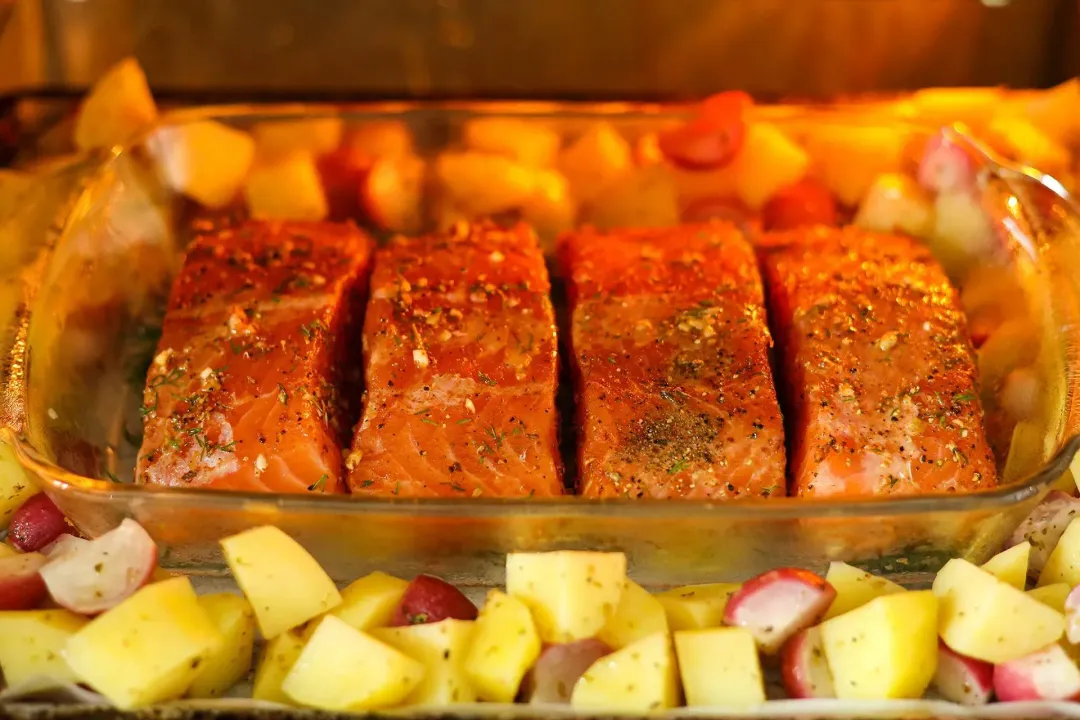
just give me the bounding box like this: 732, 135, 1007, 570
347, 220, 564, 498
759, 226, 997, 498
136, 219, 373, 494
560, 221, 786, 499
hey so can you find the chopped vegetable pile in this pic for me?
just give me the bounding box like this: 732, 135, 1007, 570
2, 489, 1080, 710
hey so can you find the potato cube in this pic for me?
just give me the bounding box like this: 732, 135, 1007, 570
0, 610, 86, 687
986, 116, 1071, 176
675, 627, 764, 708
522, 168, 576, 251
463, 118, 561, 167
585, 164, 680, 230
805, 124, 905, 207
571, 632, 679, 712
1039, 518, 1080, 588
1029, 584, 1070, 613
730, 122, 810, 210
65, 577, 223, 708
75, 58, 158, 151
370, 619, 477, 705
910, 87, 1001, 130
823, 562, 905, 620
435, 152, 537, 216
145, 120, 255, 209
934, 558, 1064, 663
558, 122, 633, 204
221, 526, 341, 639
244, 152, 329, 221
187, 593, 256, 699
597, 579, 669, 649
464, 590, 541, 703
327, 571, 408, 632
821, 590, 939, 699
252, 118, 344, 159
252, 631, 305, 704
852, 173, 934, 239
982, 542, 1030, 590
655, 582, 740, 631
0, 439, 38, 531
506, 551, 627, 643
0, 543, 15, 558
282, 616, 424, 711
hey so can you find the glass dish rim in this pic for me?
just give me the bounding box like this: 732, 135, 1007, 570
6, 99, 1080, 520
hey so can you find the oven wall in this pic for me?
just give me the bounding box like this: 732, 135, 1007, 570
0, 0, 1074, 97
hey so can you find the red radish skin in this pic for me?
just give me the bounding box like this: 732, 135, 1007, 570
1007, 490, 1080, 580
723, 568, 836, 654
917, 134, 976, 194
658, 92, 751, 171
0, 552, 48, 610
761, 179, 839, 232
520, 639, 612, 704
360, 154, 425, 234
934, 640, 994, 706
9, 494, 71, 552
993, 644, 1080, 702
390, 574, 478, 626
780, 626, 836, 699
39, 518, 158, 615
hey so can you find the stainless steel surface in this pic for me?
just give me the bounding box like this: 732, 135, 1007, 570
0, 0, 1074, 98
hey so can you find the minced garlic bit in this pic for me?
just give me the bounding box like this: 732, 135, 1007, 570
878, 331, 899, 352
465, 398, 476, 414
254, 454, 268, 475
153, 348, 173, 368
345, 450, 363, 470
489, 250, 505, 263
412, 348, 430, 368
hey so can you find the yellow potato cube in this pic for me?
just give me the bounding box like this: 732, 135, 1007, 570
435, 152, 537, 216
370, 619, 477, 706
584, 164, 679, 231
221, 526, 341, 639
244, 153, 329, 221
0, 439, 38, 531
824, 562, 905, 620
986, 116, 1071, 176
596, 579, 669, 650
1039, 518, 1080, 588
463, 117, 561, 168
655, 583, 740, 631
252, 118, 344, 159
730, 122, 810, 210
910, 87, 1001, 130
75, 58, 158, 151
0, 610, 87, 687
821, 590, 939, 700
252, 631, 305, 704
571, 632, 679, 712
521, 168, 576, 251
65, 577, 223, 708
675, 627, 765, 708
805, 124, 906, 207
934, 558, 1064, 663
146, 120, 256, 208
0, 543, 15, 558
981, 542, 1030, 590
282, 616, 424, 711
187, 593, 256, 699
1029, 583, 1071, 613
506, 551, 627, 643
464, 590, 541, 703
328, 571, 408, 632
558, 122, 633, 204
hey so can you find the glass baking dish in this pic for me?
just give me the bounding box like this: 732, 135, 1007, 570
3, 101, 1080, 588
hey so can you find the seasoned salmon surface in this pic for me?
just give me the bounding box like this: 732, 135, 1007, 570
348, 221, 563, 497
137, 220, 373, 494
560, 222, 786, 499
759, 226, 996, 498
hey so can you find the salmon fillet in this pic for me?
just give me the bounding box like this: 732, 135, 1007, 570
560, 222, 786, 499
759, 226, 997, 498
136, 220, 373, 493
347, 221, 563, 497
